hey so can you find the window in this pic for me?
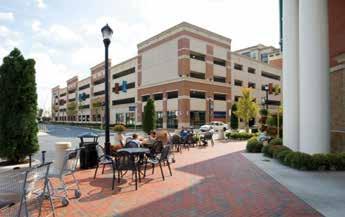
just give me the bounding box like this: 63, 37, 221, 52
190, 91, 205, 99
190, 52, 205, 61
154, 93, 163, 100
248, 67, 256, 74
190, 71, 205, 80
213, 76, 226, 83
125, 112, 135, 126
213, 111, 226, 118
234, 80, 243, 86
261, 53, 268, 63
79, 84, 90, 90
167, 91, 178, 99
68, 89, 76, 94
113, 67, 135, 79
59, 93, 66, 97
112, 97, 135, 105
68, 98, 76, 102
156, 112, 163, 128
214, 94, 226, 101
142, 95, 150, 102
234, 63, 243, 71
93, 90, 105, 96
213, 58, 226, 66
167, 111, 178, 128
93, 78, 105, 85
248, 82, 256, 89
234, 96, 241, 102
261, 71, 280, 80
190, 111, 206, 128
79, 104, 90, 109
115, 113, 125, 124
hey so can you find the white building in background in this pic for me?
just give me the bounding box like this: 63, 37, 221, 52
52, 22, 281, 129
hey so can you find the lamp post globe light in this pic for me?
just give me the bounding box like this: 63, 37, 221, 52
101, 24, 113, 155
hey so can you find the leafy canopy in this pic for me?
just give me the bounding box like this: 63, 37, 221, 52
235, 88, 258, 132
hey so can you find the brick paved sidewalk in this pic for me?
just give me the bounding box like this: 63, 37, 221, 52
44, 141, 323, 217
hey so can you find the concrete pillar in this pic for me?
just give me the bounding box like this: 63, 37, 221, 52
299, 0, 330, 153
282, 0, 300, 151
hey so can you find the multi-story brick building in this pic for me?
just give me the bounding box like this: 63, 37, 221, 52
52, 22, 281, 129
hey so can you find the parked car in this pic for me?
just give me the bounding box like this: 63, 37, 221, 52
199, 121, 228, 132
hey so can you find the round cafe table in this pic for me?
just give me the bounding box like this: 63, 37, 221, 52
116, 148, 150, 155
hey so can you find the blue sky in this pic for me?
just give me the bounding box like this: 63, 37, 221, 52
0, 0, 279, 112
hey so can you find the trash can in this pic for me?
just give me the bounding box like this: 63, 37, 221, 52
216, 128, 225, 140
55, 142, 72, 172
78, 132, 99, 169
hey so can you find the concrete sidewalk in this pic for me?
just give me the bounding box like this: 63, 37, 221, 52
243, 153, 345, 217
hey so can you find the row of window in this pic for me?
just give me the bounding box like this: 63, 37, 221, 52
113, 67, 135, 79
234, 80, 278, 91
233, 63, 280, 80
93, 78, 105, 86
142, 91, 227, 101
112, 97, 135, 106
189, 71, 227, 83
189, 51, 226, 67
79, 84, 90, 91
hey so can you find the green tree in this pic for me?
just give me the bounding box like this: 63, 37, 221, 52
67, 101, 78, 118
230, 103, 239, 130
235, 88, 258, 132
143, 98, 156, 134
0, 48, 39, 163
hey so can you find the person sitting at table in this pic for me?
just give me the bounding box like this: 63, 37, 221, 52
149, 131, 157, 142
180, 127, 189, 141
126, 133, 141, 148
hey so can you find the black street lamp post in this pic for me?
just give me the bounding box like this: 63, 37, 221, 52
101, 24, 113, 155
264, 84, 269, 110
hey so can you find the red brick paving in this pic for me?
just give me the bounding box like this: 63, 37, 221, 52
42, 141, 323, 217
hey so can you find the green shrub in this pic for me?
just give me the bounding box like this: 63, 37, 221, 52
272, 145, 291, 158
262, 144, 273, 157
284, 152, 315, 170
312, 154, 330, 170
226, 131, 254, 140
246, 137, 263, 153
269, 138, 283, 146
143, 98, 156, 134
276, 150, 292, 164
113, 124, 126, 133
327, 153, 345, 171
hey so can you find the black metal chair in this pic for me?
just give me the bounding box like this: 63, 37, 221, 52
94, 145, 116, 190
114, 150, 140, 190
201, 131, 214, 146
171, 134, 183, 153
143, 146, 172, 181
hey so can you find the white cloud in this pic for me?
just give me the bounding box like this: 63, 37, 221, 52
32, 20, 41, 32
29, 52, 76, 110
0, 25, 21, 61
36, 0, 46, 9
0, 12, 14, 22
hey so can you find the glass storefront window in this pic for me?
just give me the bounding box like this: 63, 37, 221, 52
125, 112, 135, 127
156, 112, 163, 129
167, 111, 178, 129
190, 111, 206, 128
115, 113, 125, 124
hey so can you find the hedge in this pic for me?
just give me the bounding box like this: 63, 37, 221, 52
263, 144, 345, 171
246, 137, 263, 153
225, 132, 257, 140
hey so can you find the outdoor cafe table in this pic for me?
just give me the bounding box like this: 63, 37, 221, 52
116, 148, 150, 155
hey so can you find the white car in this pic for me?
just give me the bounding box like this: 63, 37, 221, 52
199, 121, 228, 132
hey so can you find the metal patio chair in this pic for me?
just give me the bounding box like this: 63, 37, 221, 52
143, 145, 172, 181
94, 144, 116, 190
48, 149, 81, 207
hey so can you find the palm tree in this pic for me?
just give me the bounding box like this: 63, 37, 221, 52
235, 88, 259, 132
